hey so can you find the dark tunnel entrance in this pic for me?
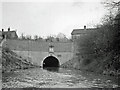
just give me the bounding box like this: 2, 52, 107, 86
43, 56, 59, 68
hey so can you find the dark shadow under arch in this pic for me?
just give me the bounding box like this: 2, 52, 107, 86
43, 56, 59, 68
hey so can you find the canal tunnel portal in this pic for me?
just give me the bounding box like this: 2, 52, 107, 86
43, 56, 60, 68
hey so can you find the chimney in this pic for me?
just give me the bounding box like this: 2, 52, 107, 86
84, 25, 86, 30
2, 29, 4, 32
8, 27, 10, 31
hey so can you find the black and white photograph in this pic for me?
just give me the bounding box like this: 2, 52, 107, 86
0, 0, 120, 89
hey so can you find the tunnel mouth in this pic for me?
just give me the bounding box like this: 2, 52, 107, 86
43, 56, 59, 68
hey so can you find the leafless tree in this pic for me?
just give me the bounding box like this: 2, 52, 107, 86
102, 0, 120, 9
26, 35, 32, 40
20, 33, 25, 39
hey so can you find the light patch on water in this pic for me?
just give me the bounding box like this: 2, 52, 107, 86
56, 73, 73, 78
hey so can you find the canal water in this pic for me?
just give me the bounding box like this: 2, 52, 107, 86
2, 67, 118, 88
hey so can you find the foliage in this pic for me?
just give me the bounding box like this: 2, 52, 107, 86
102, 0, 120, 9
76, 2, 120, 75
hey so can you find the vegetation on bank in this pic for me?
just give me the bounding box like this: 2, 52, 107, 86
77, 2, 120, 76
2, 47, 37, 73
62, 1, 120, 76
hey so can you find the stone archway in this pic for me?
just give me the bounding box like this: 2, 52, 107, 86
43, 56, 59, 68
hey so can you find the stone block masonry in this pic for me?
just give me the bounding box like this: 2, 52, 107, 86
3, 39, 74, 66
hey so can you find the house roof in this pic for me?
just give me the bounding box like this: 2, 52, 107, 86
3, 30, 16, 33
71, 28, 98, 35
2, 30, 18, 39
2, 30, 17, 36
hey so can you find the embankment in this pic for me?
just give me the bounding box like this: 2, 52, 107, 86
2, 47, 37, 73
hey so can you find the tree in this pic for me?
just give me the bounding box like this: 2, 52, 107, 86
56, 33, 68, 42
56, 38, 59, 42
102, 0, 120, 50
38, 36, 43, 40
46, 35, 54, 42
57, 33, 67, 39
102, 0, 120, 9
26, 35, 32, 40
34, 35, 38, 40
20, 33, 25, 39
76, 0, 120, 73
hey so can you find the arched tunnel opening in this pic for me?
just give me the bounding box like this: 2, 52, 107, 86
43, 56, 60, 68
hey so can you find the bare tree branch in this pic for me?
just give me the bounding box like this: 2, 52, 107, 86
102, 0, 120, 9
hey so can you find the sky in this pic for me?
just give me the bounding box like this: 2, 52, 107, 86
1, 0, 107, 38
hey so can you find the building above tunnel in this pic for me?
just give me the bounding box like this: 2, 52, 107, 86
1, 27, 18, 39
71, 26, 98, 40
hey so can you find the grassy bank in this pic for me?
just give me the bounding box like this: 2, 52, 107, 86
2, 47, 38, 73
61, 51, 120, 77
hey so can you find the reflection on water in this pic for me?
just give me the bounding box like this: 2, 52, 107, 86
43, 67, 59, 72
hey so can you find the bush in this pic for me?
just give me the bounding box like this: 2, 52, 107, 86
76, 12, 120, 74
82, 59, 92, 65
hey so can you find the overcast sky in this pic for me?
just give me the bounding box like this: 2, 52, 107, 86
2, 0, 107, 38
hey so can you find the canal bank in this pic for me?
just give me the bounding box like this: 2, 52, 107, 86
2, 47, 38, 73
61, 53, 120, 77
61, 55, 119, 87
